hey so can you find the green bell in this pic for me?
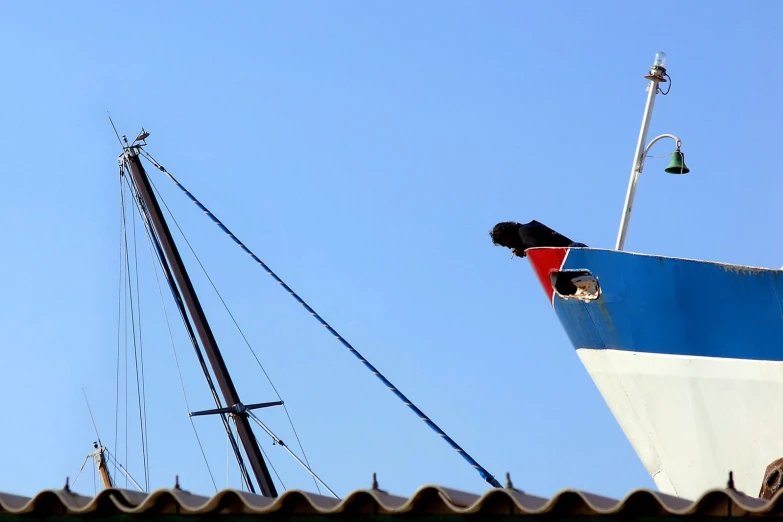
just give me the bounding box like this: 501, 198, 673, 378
664, 150, 690, 174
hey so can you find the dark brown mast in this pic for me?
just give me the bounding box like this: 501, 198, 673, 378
121, 143, 277, 497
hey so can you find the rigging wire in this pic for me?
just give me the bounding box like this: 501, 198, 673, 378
251, 427, 286, 492
248, 411, 336, 498
121, 165, 255, 492
105, 450, 145, 492
225, 418, 273, 492
121, 179, 131, 488
71, 455, 90, 488
125, 188, 150, 491
140, 151, 502, 489
129, 191, 151, 491
146, 175, 320, 494
119, 177, 135, 488
83, 389, 102, 443
114, 170, 126, 480
139, 190, 219, 492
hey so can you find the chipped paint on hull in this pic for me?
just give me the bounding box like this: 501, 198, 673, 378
527, 247, 783, 361
526, 247, 783, 499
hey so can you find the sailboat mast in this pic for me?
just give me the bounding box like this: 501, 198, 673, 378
92, 443, 113, 489
121, 146, 278, 497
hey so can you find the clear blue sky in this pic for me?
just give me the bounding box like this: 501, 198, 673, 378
0, 1, 781, 501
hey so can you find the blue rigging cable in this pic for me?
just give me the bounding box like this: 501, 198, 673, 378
140, 151, 502, 489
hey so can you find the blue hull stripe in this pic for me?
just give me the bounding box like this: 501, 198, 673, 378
549, 249, 783, 361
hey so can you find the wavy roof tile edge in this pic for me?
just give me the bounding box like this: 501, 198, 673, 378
1, 485, 782, 516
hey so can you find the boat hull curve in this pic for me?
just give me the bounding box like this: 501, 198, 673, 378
526, 246, 783, 500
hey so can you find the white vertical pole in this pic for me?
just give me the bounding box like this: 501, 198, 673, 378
615, 60, 666, 251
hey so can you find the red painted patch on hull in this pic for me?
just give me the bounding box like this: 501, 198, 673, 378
526, 248, 569, 303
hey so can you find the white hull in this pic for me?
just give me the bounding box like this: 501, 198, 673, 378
577, 348, 783, 500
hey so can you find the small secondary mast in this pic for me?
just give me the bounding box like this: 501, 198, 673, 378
90, 442, 113, 489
